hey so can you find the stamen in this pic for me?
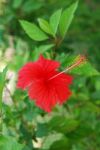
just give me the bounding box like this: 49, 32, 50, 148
48, 55, 86, 81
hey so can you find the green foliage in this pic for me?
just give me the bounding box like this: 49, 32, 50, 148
13, 0, 23, 9
42, 133, 64, 149
20, 20, 48, 41
50, 8, 62, 35
38, 18, 54, 36
49, 137, 69, 150
48, 116, 79, 133
70, 61, 99, 76
59, 1, 78, 37
0, 0, 100, 150
0, 67, 7, 105
32, 44, 54, 60
19, 1, 78, 41
0, 136, 24, 150
56, 54, 99, 76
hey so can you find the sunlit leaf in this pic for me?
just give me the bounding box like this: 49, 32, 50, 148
20, 20, 48, 41
38, 18, 54, 36
59, 1, 78, 38
50, 8, 62, 35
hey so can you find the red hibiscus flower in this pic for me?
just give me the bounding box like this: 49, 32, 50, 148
17, 55, 73, 112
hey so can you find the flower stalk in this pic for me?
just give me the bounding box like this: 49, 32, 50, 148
49, 55, 86, 81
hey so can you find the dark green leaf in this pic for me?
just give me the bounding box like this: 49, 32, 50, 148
36, 123, 48, 137
48, 116, 79, 133
49, 137, 69, 150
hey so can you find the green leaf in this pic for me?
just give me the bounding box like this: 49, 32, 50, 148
59, 1, 78, 38
0, 66, 8, 108
50, 8, 62, 35
56, 53, 76, 68
38, 44, 54, 53
38, 18, 54, 36
36, 123, 48, 137
13, 0, 23, 9
20, 20, 48, 41
70, 61, 99, 76
32, 44, 54, 60
22, 1, 43, 13
48, 116, 79, 133
59, 55, 99, 76
42, 133, 63, 150
0, 136, 24, 150
49, 137, 69, 150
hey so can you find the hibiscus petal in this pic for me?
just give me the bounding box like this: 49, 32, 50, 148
38, 55, 60, 72
51, 75, 72, 104
59, 73, 73, 84
17, 62, 42, 89
28, 81, 58, 112
55, 83, 72, 104
28, 80, 46, 99
36, 87, 58, 112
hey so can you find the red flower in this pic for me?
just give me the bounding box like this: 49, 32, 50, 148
17, 55, 73, 112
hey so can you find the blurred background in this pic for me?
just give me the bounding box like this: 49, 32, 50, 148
0, 0, 100, 150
